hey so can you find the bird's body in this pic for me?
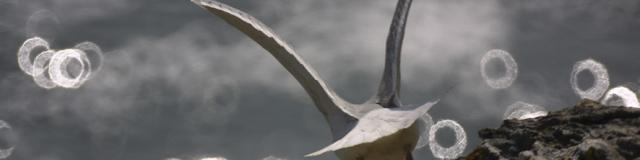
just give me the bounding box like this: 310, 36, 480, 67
335, 123, 418, 160
308, 101, 436, 159
190, 0, 435, 159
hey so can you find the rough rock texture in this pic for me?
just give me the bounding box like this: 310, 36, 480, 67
462, 100, 640, 160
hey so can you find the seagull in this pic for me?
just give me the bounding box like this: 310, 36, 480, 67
191, 0, 437, 159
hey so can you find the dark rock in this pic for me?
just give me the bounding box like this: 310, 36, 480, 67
461, 99, 640, 160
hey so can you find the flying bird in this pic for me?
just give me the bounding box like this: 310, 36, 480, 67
191, 0, 436, 159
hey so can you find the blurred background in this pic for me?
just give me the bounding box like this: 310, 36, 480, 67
0, 0, 639, 159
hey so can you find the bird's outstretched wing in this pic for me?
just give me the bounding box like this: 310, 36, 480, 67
306, 100, 438, 157
191, 0, 365, 124
373, 0, 413, 107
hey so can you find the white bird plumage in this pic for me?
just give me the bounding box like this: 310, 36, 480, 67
191, 0, 438, 159
306, 100, 438, 157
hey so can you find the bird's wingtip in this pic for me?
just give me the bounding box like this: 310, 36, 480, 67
190, 0, 215, 6
432, 99, 440, 104
414, 99, 439, 114
190, 0, 201, 4
305, 149, 328, 157
423, 99, 440, 109
305, 141, 341, 157
304, 153, 318, 157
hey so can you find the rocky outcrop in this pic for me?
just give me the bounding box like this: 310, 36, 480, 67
462, 100, 640, 160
